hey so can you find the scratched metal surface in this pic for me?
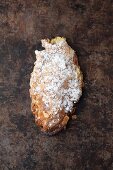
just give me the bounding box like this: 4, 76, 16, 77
0, 0, 113, 169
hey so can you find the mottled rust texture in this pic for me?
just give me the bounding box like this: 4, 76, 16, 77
0, 0, 113, 170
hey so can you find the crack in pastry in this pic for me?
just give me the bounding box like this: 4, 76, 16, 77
30, 37, 83, 135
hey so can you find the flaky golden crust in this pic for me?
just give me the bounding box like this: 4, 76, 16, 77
30, 93, 69, 134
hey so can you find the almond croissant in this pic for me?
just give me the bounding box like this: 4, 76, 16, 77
30, 37, 83, 135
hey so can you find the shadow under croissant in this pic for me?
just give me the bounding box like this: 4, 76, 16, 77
41, 125, 66, 136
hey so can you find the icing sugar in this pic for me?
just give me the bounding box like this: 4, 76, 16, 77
30, 38, 82, 116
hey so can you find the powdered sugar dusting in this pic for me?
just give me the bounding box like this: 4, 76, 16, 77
30, 38, 82, 116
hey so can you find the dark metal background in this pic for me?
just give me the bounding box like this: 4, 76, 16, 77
0, 0, 113, 169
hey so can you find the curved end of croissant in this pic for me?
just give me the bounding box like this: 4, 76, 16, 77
41, 115, 69, 136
